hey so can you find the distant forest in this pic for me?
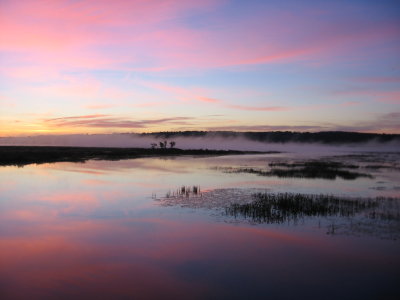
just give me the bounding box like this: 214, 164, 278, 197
140, 131, 400, 144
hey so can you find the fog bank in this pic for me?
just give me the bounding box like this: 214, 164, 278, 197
1, 133, 399, 153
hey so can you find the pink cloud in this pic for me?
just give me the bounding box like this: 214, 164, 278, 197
47, 114, 110, 121
237, 48, 314, 66
376, 91, 400, 103
85, 104, 118, 110
340, 101, 361, 107
0, 0, 223, 73
132, 101, 167, 108
43, 115, 196, 129
196, 97, 220, 103
225, 104, 288, 111
137, 80, 288, 111
353, 77, 400, 84
1, 0, 398, 75
131, 12, 400, 70
0, 66, 60, 82
332, 88, 400, 104
139, 81, 219, 104
0, 94, 16, 107
1, 0, 398, 135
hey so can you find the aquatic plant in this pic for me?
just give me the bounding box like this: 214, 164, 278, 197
220, 159, 372, 180
164, 185, 202, 198
267, 167, 371, 180
268, 161, 359, 169
225, 192, 381, 223
156, 187, 400, 239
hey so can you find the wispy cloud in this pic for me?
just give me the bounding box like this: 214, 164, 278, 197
2, 0, 398, 74
196, 97, 220, 103
339, 101, 361, 107
1, 0, 399, 135
332, 88, 400, 103
47, 114, 110, 121
353, 77, 400, 84
137, 80, 219, 104
85, 104, 118, 110
0, 95, 16, 107
138, 80, 287, 111
44, 115, 195, 129
224, 104, 288, 111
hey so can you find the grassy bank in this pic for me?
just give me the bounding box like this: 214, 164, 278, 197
0, 146, 271, 167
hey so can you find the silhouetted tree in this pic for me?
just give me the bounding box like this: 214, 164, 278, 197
150, 143, 157, 149
169, 141, 176, 148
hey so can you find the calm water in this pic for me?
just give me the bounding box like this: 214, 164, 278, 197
1, 152, 399, 299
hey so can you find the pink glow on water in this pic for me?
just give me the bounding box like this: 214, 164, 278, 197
0, 153, 399, 298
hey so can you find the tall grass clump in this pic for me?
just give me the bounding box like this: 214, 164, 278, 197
165, 185, 201, 198
225, 192, 380, 223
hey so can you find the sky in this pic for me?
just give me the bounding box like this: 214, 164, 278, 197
0, 0, 399, 136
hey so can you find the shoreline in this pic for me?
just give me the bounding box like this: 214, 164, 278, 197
0, 146, 277, 167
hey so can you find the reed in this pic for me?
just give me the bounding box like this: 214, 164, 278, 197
225, 192, 381, 223
165, 185, 202, 198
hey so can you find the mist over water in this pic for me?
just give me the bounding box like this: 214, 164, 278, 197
1, 133, 399, 153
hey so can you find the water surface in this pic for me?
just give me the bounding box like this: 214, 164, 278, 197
1, 152, 399, 299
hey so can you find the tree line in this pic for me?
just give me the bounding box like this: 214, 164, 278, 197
151, 140, 176, 149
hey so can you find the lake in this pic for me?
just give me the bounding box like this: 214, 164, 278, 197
1, 151, 399, 299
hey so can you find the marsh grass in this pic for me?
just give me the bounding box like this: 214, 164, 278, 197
267, 167, 371, 180
268, 161, 359, 169
165, 185, 202, 198
156, 186, 400, 239
365, 165, 397, 170
219, 160, 372, 180
225, 193, 391, 224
